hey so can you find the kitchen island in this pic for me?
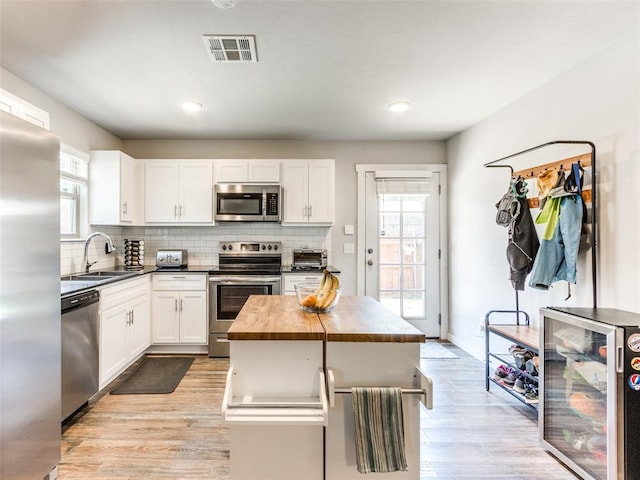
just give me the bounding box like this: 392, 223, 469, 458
223, 295, 430, 480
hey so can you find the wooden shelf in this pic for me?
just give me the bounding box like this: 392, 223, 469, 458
487, 324, 539, 351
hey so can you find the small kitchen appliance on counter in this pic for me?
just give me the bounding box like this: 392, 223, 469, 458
292, 248, 327, 271
156, 249, 188, 269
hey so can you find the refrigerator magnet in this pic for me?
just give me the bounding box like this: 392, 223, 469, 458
628, 374, 640, 391
627, 333, 640, 353
631, 357, 640, 371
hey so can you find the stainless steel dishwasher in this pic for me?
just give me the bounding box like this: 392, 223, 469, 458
61, 289, 100, 422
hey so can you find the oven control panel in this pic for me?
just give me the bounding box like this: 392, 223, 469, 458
219, 241, 281, 253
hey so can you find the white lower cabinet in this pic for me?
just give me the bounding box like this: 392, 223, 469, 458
151, 274, 207, 344
99, 276, 150, 389
282, 272, 337, 295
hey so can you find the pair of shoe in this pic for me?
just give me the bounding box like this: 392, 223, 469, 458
525, 356, 539, 376
524, 384, 539, 404
509, 344, 535, 370
494, 364, 520, 386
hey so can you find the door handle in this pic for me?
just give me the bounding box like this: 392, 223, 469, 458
367, 259, 374, 266
174, 205, 178, 217
309, 205, 312, 217
180, 298, 183, 311
175, 299, 178, 311
367, 248, 374, 254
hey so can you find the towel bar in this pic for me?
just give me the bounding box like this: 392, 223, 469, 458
326, 368, 433, 410
333, 387, 425, 395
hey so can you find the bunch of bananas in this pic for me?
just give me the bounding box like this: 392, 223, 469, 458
300, 270, 341, 310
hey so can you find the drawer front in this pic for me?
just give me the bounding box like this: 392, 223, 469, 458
100, 276, 149, 311
152, 273, 207, 291
282, 273, 324, 293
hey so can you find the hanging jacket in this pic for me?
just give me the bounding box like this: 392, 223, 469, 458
507, 195, 540, 290
529, 194, 583, 289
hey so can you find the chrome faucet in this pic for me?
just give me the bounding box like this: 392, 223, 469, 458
83, 232, 116, 272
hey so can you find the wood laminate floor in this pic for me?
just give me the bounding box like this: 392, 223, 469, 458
59, 346, 580, 479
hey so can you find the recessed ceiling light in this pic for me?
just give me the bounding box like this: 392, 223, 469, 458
181, 100, 203, 112
387, 101, 410, 113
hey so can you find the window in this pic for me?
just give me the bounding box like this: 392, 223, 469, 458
378, 192, 428, 320
60, 147, 89, 238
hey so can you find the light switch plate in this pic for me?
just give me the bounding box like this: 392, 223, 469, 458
343, 242, 355, 254
344, 224, 354, 235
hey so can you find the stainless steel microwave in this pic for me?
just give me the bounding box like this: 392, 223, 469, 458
214, 184, 282, 222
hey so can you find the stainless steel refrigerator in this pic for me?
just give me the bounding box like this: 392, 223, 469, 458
0, 111, 61, 479
540, 307, 640, 480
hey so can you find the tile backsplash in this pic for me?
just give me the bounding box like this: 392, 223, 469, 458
60, 224, 331, 275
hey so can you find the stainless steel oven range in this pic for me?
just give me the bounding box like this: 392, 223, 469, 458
208, 241, 282, 357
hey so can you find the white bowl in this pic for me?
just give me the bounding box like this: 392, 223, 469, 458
294, 282, 342, 313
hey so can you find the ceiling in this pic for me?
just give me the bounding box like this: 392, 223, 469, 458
1, 0, 639, 141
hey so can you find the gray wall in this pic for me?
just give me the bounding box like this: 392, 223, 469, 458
1, 67, 122, 152
446, 31, 640, 358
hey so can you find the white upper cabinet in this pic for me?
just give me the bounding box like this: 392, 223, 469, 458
90, 150, 142, 225
215, 159, 280, 183
144, 160, 213, 223
281, 159, 334, 225
0, 88, 50, 130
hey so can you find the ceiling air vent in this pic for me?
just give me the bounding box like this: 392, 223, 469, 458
202, 35, 258, 63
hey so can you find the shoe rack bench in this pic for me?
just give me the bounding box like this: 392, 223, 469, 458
485, 309, 539, 410
483, 141, 599, 414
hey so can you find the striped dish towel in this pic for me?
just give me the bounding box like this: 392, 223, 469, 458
352, 387, 408, 474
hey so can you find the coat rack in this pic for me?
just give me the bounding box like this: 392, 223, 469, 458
484, 140, 597, 312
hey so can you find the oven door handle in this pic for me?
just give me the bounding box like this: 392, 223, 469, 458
209, 276, 282, 284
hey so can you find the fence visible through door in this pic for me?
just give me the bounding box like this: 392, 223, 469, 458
363, 170, 441, 337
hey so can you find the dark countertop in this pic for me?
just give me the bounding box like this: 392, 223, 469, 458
60, 265, 214, 297
61, 264, 341, 297
281, 265, 341, 274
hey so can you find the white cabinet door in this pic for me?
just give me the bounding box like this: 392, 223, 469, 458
180, 161, 213, 222
151, 290, 206, 344
100, 305, 128, 387
144, 160, 213, 223
282, 161, 309, 223
151, 291, 180, 343
0, 89, 50, 129
179, 291, 207, 343
282, 160, 334, 225
248, 160, 280, 182
215, 159, 280, 183
120, 154, 136, 222
144, 161, 181, 222
215, 160, 248, 183
126, 294, 150, 360
90, 151, 140, 225
307, 160, 334, 224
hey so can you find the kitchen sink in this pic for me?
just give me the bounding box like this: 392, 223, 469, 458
62, 271, 138, 281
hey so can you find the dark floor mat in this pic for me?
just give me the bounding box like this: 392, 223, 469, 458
110, 356, 194, 395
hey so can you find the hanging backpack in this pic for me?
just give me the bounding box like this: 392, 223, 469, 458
495, 176, 526, 227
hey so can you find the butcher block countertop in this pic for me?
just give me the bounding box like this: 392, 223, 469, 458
228, 295, 425, 343
227, 295, 325, 341
319, 296, 425, 343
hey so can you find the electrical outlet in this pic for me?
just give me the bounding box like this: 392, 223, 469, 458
479, 322, 486, 333
343, 242, 355, 254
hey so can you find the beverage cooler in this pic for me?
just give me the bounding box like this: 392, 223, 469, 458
540, 307, 640, 480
